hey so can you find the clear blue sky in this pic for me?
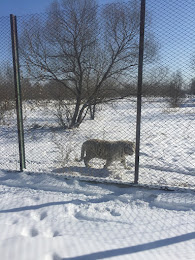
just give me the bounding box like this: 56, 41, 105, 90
0, 0, 115, 16
147, 0, 195, 81
0, 0, 194, 82
1, 0, 52, 16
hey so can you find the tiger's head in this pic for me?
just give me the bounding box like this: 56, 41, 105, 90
124, 142, 135, 156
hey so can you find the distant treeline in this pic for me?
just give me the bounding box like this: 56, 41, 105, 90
1, 78, 194, 102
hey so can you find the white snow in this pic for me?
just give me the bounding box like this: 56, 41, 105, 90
0, 97, 194, 259
0, 170, 194, 260
1, 97, 194, 189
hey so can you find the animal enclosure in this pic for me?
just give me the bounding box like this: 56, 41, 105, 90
0, 0, 194, 190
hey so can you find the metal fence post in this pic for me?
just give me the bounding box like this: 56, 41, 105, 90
134, 0, 146, 184
10, 14, 26, 171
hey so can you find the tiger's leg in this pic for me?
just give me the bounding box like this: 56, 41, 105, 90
121, 158, 131, 169
104, 158, 112, 168
84, 157, 90, 167
84, 151, 92, 167
121, 158, 126, 168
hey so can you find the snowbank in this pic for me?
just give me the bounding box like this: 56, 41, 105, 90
0, 170, 194, 260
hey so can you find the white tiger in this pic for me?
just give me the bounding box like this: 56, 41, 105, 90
78, 139, 135, 169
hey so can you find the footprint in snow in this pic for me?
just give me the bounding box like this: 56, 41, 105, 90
12, 219, 19, 225
43, 229, 61, 238
21, 227, 39, 237
105, 207, 121, 216
40, 211, 48, 220
30, 228, 39, 237
33, 196, 40, 201
110, 210, 121, 217
53, 230, 61, 237
44, 253, 61, 260
31, 211, 47, 221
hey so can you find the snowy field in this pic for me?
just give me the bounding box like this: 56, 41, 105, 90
0, 97, 194, 189
0, 170, 195, 260
0, 97, 195, 259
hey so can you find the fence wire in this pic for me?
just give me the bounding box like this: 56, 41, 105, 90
140, 0, 195, 189
0, 0, 194, 190
17, 1, 140, 184
0, 2, 194, 260
0, 16, 19, 171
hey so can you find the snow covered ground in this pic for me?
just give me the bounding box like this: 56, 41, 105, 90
0, 169, 194, 260
0, 97, 194, 189
0, 97, 194, 259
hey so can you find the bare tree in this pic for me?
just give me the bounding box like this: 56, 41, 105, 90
189, 55, 195, 95
20, 0, 157, 128
189, 78, 195, 95
169, 71, 184, 107
142, 66, 169, 97
191, 54, 195, 71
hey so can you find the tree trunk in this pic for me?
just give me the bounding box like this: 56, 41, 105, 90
69, 96, 82, 128
89, 103, 96, 120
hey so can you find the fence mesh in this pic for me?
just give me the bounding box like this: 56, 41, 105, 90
0, 2, 194, 260
0, 16, 19, 171
0, 0, 194, 189
17, 1, 140, 183
140, 0, 195, 189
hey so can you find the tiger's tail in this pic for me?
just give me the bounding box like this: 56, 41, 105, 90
75, 143, 85, 162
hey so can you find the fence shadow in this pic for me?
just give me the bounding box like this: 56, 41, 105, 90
62, 232, 195, 260
53, 166, 111, 178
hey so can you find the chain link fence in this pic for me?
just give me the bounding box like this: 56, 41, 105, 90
0, 0, 194, 189
17, 1, 141, 184
140, 0, 195, 189
0, 16, 19, 171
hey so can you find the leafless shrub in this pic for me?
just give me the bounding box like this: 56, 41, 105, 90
0, 100, 15, 125
52, 130, 77, 167
168, 71, 185, 108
